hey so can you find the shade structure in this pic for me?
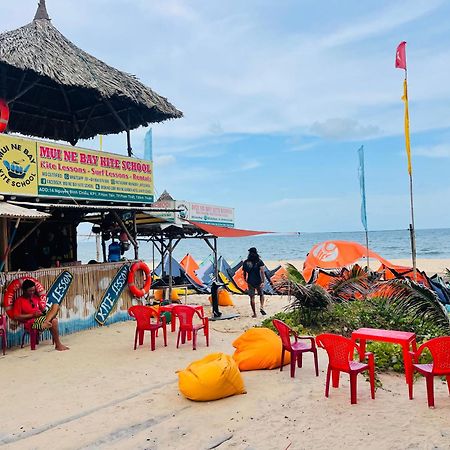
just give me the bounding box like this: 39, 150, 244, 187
0, 1, 182, 145
0, 202, 50, 219
186, 220, 273, 238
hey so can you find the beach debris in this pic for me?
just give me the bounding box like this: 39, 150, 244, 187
207, 433, 233, 449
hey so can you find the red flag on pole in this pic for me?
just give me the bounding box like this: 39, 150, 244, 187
395, 41, 407, 69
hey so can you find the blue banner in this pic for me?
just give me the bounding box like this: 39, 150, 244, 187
46, 270, 73, 308
358, 145, 368, 232
95, 264, 130, 325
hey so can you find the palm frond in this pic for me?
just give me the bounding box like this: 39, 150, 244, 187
373, 279, 450, 333
285, 263, 306, 285
327, 266, 370, 300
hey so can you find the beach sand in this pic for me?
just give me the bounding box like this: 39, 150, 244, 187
2, 293, 450, 450
265, 258, 450, 276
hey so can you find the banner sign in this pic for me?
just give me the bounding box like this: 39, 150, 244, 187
46, 270, 74, 308
189, 202, 234, 227
150, 200, 235, 227
0, 135, 153, 203
94, 264, 130, 325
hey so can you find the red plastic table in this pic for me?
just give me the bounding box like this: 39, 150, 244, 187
159, 304, 204, 333
352, 327, 417, 385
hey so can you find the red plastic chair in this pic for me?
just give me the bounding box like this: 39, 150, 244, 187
21, 320, 55, 350
128, 305, 167, 351
272, 319, 319, 378
172, 305, 209, 350
409, 336, 450, 408
0, 314, 7, 355
316, 333, 375, 404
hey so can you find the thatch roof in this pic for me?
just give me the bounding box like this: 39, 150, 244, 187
0, 1, 182, 145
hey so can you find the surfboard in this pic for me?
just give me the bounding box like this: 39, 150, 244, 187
94, 264, 130, 325
45, 270, 73, 308
209, 314, 240, 321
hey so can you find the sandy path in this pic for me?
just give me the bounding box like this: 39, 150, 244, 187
1, 295, 450, 450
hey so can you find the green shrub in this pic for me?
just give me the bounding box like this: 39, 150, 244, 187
261, 311, 305, 335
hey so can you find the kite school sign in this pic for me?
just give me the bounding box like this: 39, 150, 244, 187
0, 134, 153, 203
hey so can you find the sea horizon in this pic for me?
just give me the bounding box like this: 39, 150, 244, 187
77, 227, 450, 264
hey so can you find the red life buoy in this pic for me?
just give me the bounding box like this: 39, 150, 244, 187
128, 262, 152, 298
3, 277, 47, 319
0, 99, 10, 134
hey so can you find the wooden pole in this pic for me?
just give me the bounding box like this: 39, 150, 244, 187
168, 238, 173, 300
126, 130, 132, 157
213, 237, 219, 281
365, 230, 370, 270
133, 212, 139, 260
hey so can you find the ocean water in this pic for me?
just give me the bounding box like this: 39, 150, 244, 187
76, 228, 450, 265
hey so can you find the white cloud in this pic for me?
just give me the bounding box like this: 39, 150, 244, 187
238, 160, 261, 171
320, 0, 443, 48
4, 0, 450, 144
154, 154, 176, 167
415, 144, 450, 158
310, 118, 381, 140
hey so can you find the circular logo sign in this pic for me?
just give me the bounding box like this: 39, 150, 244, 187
312, 242, 339, 262
0, 138, 37, 194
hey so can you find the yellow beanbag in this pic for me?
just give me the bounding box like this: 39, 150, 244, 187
232, 328, 290, 371
178, 353, 246, 401
209, 289, 234, 306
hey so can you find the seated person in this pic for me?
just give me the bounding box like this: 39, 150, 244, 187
13, 279, 69, 351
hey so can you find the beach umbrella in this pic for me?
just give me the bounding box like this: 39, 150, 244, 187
0, 1, 182, 146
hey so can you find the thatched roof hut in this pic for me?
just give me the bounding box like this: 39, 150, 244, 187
0, 0, 182, 145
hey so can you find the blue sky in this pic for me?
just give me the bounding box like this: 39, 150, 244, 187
2, 1, 450, 232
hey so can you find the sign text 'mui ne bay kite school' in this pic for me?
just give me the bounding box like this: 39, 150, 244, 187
0, 134, 154, 203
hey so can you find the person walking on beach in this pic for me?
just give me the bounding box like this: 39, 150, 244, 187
243, 247, 266, 318
13, 279, 69, 351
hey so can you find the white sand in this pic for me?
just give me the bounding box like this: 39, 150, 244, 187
1, 294, 450, 450
265, 258, 450, 276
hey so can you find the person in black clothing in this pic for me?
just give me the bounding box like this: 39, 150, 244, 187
242, 247, 266, 318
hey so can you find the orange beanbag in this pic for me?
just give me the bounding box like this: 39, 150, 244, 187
178, 353, 246, 401
209, 289, 234, 306
232, 328, 290, 370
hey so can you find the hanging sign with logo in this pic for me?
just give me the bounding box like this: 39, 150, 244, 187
0, 135, 38, 196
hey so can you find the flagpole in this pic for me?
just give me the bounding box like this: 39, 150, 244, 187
358, 145, 370, 269
404, 68, 417, 281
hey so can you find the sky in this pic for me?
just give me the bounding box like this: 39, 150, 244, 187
2, 0, 450, 232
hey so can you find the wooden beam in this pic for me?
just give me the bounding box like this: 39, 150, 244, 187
112, 211, 138, 250
59, 85, 80, 138
105, 99, 128, 130
75, 104, 98, 142
7, 78, 39, 103
10, 220, 44, 253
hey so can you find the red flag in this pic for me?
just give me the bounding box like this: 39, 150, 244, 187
395, 41, 407, 69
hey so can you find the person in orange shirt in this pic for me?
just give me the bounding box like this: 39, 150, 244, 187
13, 279, 69, 351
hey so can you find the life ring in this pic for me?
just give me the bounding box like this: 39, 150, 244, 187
128, 262, 152, 298
3, 277, 47, 319
0, 99, 10, 133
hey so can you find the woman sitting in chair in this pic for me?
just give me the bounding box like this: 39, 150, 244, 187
13, 279, 69, 351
